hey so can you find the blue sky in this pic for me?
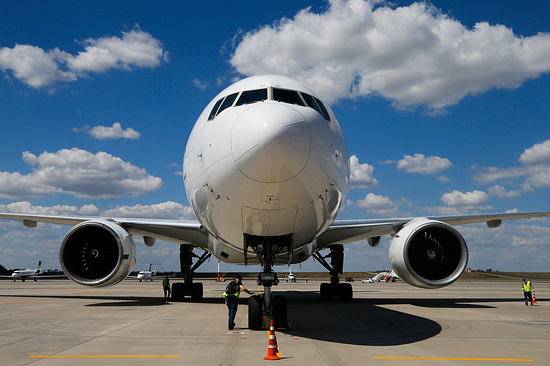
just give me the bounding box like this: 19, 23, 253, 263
1, 0, 550, 274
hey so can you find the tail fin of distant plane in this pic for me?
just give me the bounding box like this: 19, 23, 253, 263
36, 261, 42, 269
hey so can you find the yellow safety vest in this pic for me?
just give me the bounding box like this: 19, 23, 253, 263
222, 281, 241, 298
523, 281, 531, 292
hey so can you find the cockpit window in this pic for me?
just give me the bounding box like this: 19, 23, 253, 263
217, 92, 239, 116
235, 88, 268, 106
301, 92, 331, 121
208, 98, 224, 121
273, 88, 305, 106
301, 93, 323, 116
314, 96, 331, 121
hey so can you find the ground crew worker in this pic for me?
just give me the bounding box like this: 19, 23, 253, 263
522, 278, 533, 306
163, 276, 171, 300
222, 274, 252, 330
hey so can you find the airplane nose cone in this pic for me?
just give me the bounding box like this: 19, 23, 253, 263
231, 103, 311, 183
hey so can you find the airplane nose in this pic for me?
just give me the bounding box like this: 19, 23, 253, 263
231, 103, 311, 183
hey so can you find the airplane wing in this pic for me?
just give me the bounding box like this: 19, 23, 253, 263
316, 211, 550, 249
0, 213, 209, 248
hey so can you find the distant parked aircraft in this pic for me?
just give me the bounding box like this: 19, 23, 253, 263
362, 270, 399, 283
0, 261, 65, 282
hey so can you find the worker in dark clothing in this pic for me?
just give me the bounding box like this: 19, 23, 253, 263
163, 276, 171, 300
522, 278, 533, 306
223, 274, 252, 330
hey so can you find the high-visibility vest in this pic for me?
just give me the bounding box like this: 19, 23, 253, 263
163, 278, 169, 287
222, 280, 241, 298
523, 281, 532, 292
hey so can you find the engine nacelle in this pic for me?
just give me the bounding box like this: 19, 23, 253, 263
389, 218, 468, 289
59, 220, 136, 287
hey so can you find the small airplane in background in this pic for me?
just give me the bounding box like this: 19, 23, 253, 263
129, 263, 161, 282
362, 270, 399, 283
0, 261, 65, 282
284, 267, 308, 282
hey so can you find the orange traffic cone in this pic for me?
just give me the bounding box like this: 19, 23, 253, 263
264, 320, 281, 360
532, 288, 537, 304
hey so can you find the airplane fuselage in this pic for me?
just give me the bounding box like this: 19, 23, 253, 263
183, 75, 349, 265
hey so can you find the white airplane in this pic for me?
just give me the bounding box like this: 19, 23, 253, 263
284, 267, 308, 283
362, 270, 399, 283
285, 268, 296, 282
1, 75, 549, 330
0, 261, 65, 282
129, 263, 161, 282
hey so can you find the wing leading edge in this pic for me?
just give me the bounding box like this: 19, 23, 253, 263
0, 213, 209, 248
316, 211, 550, 249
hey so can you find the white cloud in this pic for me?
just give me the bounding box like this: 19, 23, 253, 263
459, 223, 550, 271
86, 122, 140, 140
0, 148, 162, 200
353, 192, 399, 216
349, 155, 379, 189
102, 201, 195, 219
0, 201, 79, 215
0, 27, 165, 90
441, 190, 489, 207
229, 0, 550, 111
192, 78, 208, 91
520, 139, 550, 165
396, 153, 452, 174
488, 185, 521, 199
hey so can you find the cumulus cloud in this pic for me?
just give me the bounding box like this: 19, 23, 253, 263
441, 190, 489, 206
0, 201, 80, 215
0, 148, 162, 200
73, 122, 141, 140
102, 201, 195, 219
519, 139, 550, 165
349, 155, 379, 189
488, 185, 522, 199
352, 192, 399, 216
473, 139, 550, 194
396, 153, 452, 174
229, 0, 550, 111
0, 27, 166, 90
0, 201, 193, 220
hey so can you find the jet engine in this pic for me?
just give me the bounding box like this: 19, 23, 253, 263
59, 220, 136, 287
389, 218, 468, 289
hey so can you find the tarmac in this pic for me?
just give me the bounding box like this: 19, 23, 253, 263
1, 278, 549, 365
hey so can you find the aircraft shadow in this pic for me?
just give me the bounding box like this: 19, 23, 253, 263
280, 291, 440, 346
278, 291, 543, 346
0, 293, 227, 307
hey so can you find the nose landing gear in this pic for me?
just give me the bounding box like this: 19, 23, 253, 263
248, 271, 289, 330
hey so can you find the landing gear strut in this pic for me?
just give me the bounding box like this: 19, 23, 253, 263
171, 245, 211, 301
313, 244, 353, 301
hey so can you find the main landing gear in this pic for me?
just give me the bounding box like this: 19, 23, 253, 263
313, 244, 353, 301
171, 245, 211, 301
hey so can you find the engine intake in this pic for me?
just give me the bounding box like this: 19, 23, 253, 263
389, 218, 468, 289
59, 220, 136, 287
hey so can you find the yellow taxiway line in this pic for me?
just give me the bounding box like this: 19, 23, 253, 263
29, 355, 180, 358
374, 357, 533, 362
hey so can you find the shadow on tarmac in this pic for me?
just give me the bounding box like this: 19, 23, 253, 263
277, 290, 544, 346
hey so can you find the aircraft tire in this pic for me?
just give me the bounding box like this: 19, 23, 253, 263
338, 283, 353, 301
171, 282, 186, 301
273, 295, 288, 330
190, 282, 203, 301
320, 283, 334, 300
248, 295, 263, 330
